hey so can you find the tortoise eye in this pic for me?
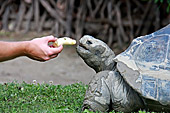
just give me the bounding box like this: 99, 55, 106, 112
86, 40, 92, 45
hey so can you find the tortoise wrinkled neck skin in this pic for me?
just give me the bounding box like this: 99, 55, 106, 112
76, 35, 116, 72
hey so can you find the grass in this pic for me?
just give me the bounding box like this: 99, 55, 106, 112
0, 82, 152, 113
0, 30, 12, 37
0, 82, 87, 113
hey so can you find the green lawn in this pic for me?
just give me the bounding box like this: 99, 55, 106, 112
0, 82, 87, 113
0, 82, 150, 113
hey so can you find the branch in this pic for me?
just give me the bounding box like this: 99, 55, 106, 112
39, 0, 66, 28
15, 1, 26, 32
34, 0, 40, 31
115, 2, 128, 42
135, 0, 152, 35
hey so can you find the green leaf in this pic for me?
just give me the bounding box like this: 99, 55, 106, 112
56, 106, 70, 110
167, 5, 170, 12
160, 0, 163, 3
154, 0, 159, 3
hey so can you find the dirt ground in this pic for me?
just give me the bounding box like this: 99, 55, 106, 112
0, 32, 95, 85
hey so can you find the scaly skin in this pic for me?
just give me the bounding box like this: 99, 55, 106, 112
77, 35, 115, 73
77, 35, 145, 112
82, 70, 144, 112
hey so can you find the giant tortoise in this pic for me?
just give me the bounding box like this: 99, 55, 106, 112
77, 24, 170, 112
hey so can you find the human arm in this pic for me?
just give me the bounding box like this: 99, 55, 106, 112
0, 35, 63, 62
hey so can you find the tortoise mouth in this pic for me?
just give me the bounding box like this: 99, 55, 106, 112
79, 43, 89, 51
77, 42, 91, 57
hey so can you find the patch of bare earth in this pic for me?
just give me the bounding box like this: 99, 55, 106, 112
0, 31, 95, 85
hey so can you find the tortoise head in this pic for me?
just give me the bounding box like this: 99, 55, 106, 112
76, 35, 116, 72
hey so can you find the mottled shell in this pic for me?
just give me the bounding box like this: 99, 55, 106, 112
114, 24, 170, 105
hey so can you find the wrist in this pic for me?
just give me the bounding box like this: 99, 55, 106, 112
22, 41, 31, 57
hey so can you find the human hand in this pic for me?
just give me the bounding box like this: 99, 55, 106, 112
25, 35, 63, 61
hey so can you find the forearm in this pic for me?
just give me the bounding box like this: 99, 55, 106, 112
0, 36, 63, 62
0, 41, 29, 62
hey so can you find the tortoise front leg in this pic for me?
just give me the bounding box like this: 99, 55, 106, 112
82, 70, 145, 112
82, 71, 111, 112
109, 70, 145, 112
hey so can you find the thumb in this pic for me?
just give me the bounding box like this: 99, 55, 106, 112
44, 35, 56, 42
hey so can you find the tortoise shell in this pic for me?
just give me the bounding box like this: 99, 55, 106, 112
114, 24, 170, 105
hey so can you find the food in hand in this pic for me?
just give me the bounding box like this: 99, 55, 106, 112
53, 37, 76, 47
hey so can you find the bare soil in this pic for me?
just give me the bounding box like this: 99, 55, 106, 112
0, 31, 95, 85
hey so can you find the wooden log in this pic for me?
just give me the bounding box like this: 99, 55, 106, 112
141, 4, 155, 35
135, 0, 152, 35
2, 6, 10, 30
21, 20, 53, 31
116, 27, 123, 48
92, 0, 103, 18
84, 23, 104, 33
115, 2, 129, 42
55, 1, 65, 19
108, 28, 113, 47
132, 0, 145, 12
24, 3, 33, 33
0, 0, 8, 17
34, 0, 40, 31
53, 21, 59, 37
107, 0, 112, 20
15, 1, 26, 32
107, 0, 113, 46
66, 0, 74, 36
75, 0, 87, 41
59, 23, 64, 36
38, 11, 47, 33
87, 0, 93, 18
153, 4, 160, 31
126, 0, 134, 41
100, 0, 107, 19
49, 0, 56, 8
85, 18, 151, 27
39, 0, 66, 28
